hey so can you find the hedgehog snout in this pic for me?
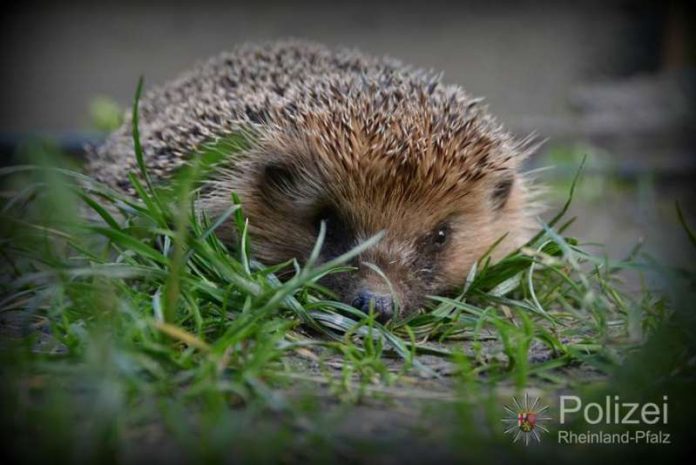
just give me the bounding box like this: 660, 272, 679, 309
351, 289, 395, 322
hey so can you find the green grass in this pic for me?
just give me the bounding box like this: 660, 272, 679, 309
1, 82, 694, 463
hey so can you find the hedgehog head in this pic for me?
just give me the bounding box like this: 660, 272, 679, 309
203, 84, 538, 320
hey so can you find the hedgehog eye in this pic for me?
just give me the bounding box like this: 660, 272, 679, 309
492, 175, 514, 211
312, 205, 353, 259
433, 225, 448, 246
313, 206, 338, 232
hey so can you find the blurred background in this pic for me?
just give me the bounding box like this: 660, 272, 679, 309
1, 0, 694, 267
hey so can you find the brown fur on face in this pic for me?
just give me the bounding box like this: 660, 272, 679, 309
202, 91, 539, 317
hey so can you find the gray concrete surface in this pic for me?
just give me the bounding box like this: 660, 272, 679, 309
0, 1, 666, 133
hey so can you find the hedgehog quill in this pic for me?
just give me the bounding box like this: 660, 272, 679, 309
88, 41, 542, 320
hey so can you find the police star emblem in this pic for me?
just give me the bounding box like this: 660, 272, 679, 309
502, 393, 551, 445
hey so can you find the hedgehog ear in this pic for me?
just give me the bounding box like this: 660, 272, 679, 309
262, 162, 297, 193
491, 173, 515, 211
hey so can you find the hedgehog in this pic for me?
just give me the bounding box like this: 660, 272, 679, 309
88, 40, 541, 321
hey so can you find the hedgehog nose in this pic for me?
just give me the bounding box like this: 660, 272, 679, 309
352, 290, 394, 321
